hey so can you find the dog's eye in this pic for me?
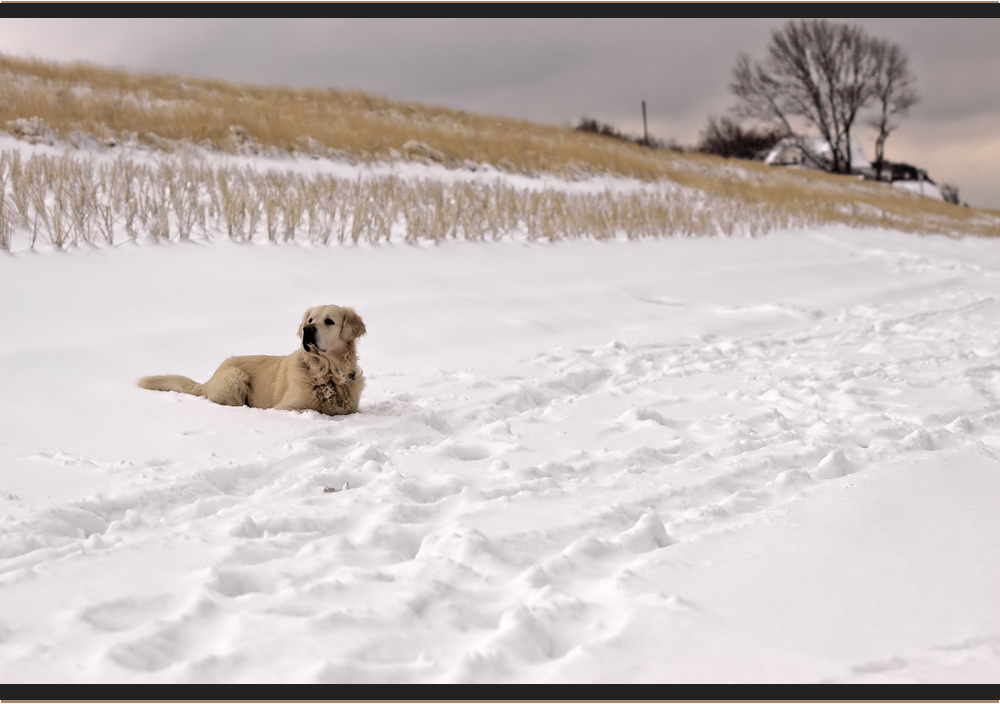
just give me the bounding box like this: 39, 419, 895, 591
325, 318, 334, 325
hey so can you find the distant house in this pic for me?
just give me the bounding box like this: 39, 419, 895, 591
760, 135, 944, 200
761, 135, 874, 178
873, 161, 943, 201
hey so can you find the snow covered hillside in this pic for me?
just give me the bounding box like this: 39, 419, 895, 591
1, 216, 1000, 681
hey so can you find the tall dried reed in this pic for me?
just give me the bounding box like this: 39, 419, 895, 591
0, 148, 995, 255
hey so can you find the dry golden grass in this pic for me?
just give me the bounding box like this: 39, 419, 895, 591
0, 53, 661, 176
1, 52, 997, 242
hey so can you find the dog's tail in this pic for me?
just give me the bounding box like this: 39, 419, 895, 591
138, 375, 205, 396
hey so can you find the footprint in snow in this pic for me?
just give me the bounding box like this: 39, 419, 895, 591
80, 594, 175, 633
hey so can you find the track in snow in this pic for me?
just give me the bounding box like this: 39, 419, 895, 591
2, 229, 1000, 682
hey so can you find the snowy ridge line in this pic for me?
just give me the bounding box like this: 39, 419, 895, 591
3, 278, 1000, 681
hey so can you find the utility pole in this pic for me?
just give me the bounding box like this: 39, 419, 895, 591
642, 101, 648, 146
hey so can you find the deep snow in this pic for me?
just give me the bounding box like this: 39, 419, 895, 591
1, 226, 999, 683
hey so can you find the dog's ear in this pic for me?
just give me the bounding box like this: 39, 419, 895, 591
298, 308, 313, 338
339, 308, 366, 342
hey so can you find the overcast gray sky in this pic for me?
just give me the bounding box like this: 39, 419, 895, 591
2, 17, 998, 209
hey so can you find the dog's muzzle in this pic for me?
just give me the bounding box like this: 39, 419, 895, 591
302, 325, 317, 352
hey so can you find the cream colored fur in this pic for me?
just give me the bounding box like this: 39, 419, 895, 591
139, 305, 366, 416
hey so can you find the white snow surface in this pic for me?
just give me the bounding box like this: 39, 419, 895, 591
2, 225, 1000, 683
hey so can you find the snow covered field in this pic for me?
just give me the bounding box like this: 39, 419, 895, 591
1, 223, 1000, 683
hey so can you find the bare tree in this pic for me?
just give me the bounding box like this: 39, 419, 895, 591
731, 19, 884, 174
868, 41, 919, 180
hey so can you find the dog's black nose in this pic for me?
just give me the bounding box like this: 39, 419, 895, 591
302, 325, 317, 350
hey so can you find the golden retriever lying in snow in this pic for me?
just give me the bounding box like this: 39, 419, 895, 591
139, 305, 366, 415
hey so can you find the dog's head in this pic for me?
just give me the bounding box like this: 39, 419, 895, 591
298, 305, 366, 357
